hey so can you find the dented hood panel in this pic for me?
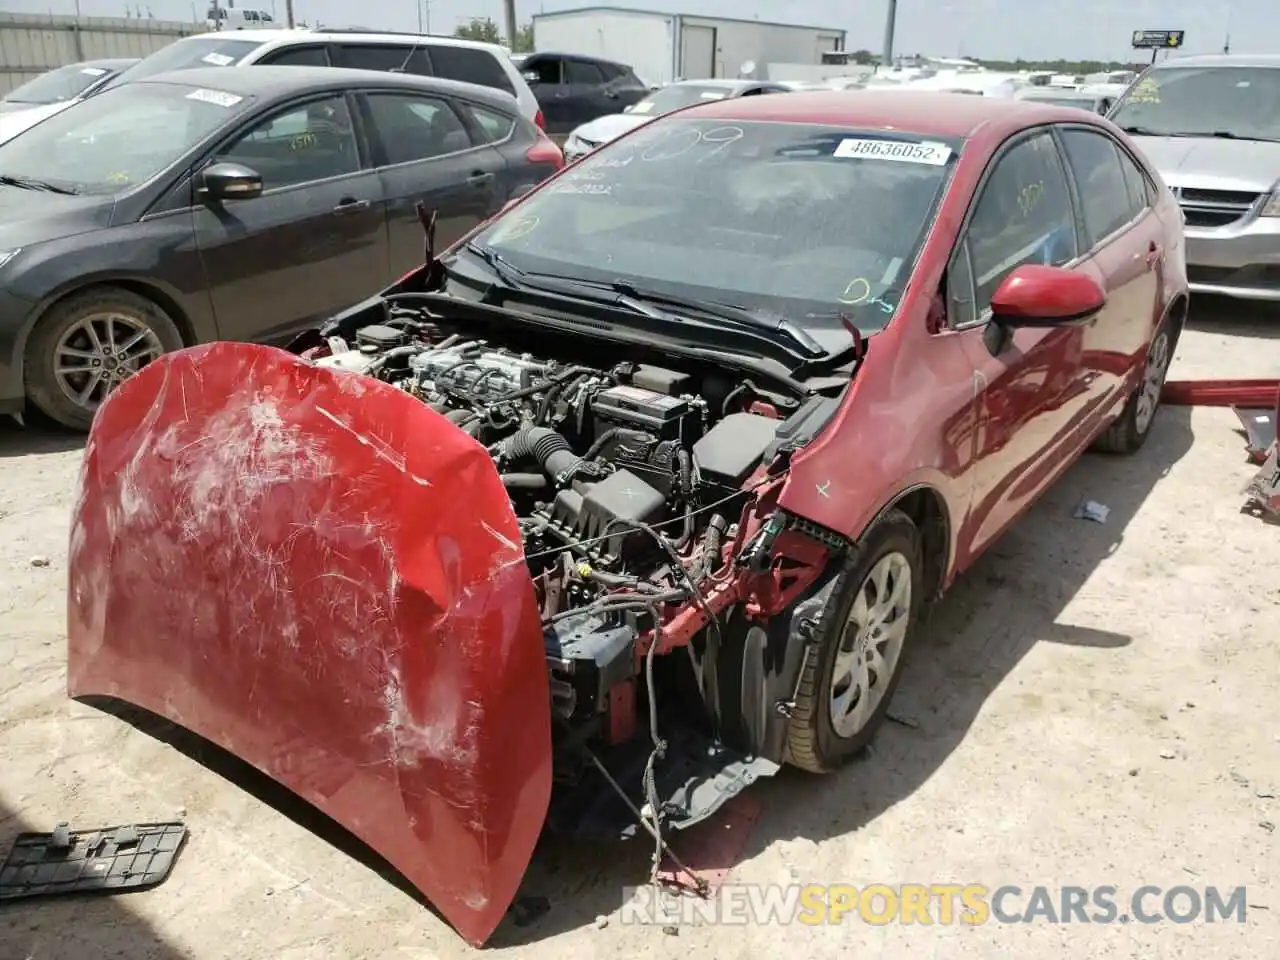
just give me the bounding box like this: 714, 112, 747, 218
66, 342, 552, 946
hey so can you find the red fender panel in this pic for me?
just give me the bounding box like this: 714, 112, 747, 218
66, 341, 552, 946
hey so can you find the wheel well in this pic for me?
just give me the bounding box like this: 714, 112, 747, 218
888, 487, 949, 602
36, 280, 197, 348
1166, 293, 1189, 336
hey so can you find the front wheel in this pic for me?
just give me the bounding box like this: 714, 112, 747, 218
1093, 312, 1179, 455
24, 287, 184, 431
785, 508, 923, 773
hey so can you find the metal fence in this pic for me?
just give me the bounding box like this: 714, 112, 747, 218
0, 12, 200, 96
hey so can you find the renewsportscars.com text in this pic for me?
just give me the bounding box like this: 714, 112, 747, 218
620, 883, 1249, 926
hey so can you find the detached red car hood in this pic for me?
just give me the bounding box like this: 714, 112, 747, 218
66, 342, 552, 946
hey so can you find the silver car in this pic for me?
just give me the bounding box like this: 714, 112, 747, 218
1110, 54, 1280, 302
563, 78, 791, 162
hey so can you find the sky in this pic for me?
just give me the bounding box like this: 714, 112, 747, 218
7, 0, 1274, 63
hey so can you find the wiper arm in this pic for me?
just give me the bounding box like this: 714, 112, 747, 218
461, 242, 667, 316
606, 281, 827, 357
0, 173, 77, 195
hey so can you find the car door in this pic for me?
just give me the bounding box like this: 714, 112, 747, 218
945, 129, 1096, 562
522, 55, 572, 134
562, 59, 614, 126
359, 90, 507, 280
598, 61, 649, 111
1056, 124, 1164, 407
193, 92, 388, 343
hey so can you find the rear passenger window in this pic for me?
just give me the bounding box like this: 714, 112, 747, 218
1060, 128, 1140, 247
461, 103, 516, 143
337, 44, 423, 74
365, 93, 474, 165
428, 46, 514, 93
565, 61, 605, 86
259, 45, 329, 67
966, 132, 1078, 314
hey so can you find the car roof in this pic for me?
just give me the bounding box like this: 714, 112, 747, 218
682, 89, 1088, 139
179, 28, 509, 55
76, 57, 139, 70
525, 51, 631, 68
669, 78, 753, 89
1017, 87, 1094, 99
1151, 53, 1280, 69
130, 65, 520, 111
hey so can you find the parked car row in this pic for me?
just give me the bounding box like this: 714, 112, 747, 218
0, 58, 138, 145
0, 66, 562, 429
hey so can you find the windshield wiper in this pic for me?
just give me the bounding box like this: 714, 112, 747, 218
0, 173, 77, 195
605, 281, 827, 357
459, 242, 827, 358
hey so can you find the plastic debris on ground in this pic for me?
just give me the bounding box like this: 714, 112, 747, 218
1073, 500, 1110, 524
0, 821, 186, 900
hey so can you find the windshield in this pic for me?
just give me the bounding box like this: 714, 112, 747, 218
1111, 66, 1280, 140
101, 37, 263, 91
629, 85, 739, 116
0, 81, 251, 195
468, 118, 957, 336
4, 63, 113, 105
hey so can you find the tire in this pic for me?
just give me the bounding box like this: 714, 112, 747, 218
785, 508, 924, 774
24, 287, 184, 431
1092, 309, 1181, 455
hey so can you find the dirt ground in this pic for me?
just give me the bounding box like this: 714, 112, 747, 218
2, 299, 1278, 959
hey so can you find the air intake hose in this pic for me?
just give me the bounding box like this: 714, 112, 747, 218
499, 426, 583, 483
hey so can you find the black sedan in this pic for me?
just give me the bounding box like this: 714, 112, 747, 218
0, 66, 564, 429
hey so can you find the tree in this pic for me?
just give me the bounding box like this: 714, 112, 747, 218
454, 16, 502, 44
851, 49, 875, 65
453, 15, 534, 51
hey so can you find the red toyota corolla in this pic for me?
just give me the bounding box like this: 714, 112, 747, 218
66, 91, 1187, 945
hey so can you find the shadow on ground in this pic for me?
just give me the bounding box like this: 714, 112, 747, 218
0, 800, 188, 960
0, 415, 84, 459
1186, 295, 1280, 342
60, 408, 1197, 950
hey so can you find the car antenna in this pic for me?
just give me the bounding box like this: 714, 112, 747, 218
415, 200, 445, 288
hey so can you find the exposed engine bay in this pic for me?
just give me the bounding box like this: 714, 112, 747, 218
303, 296, 842, 836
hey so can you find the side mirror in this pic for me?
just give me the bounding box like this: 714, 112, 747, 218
198, 161, 263, 202
990, 264, 1105, 327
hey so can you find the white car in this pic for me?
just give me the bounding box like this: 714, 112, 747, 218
563, 78, 791, 161
98, 28, 544, 129
0, 58, 137, 146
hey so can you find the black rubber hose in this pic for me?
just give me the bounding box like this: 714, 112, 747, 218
499, 426, 583, 482
501, 472, 547, 489
690, 513, 728, 582
583, 427, 651, 462
672, 449, 696, 549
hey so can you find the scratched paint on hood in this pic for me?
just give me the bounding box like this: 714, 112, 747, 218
66, 341, 552, 946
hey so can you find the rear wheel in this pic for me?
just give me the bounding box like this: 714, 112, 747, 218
24, 287, 183, 431
1093, 310, 1180, 455
786, 509, 923, 773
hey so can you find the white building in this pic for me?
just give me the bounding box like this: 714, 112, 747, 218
530, 6, 846, 86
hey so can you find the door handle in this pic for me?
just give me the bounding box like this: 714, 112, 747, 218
332, 197, 370, 214
467, 171, 495, 187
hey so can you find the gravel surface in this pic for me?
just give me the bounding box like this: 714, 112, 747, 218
1, 298, 1277, 959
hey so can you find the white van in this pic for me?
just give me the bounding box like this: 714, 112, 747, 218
104, 28, 544, 128
205, 6, 284, 30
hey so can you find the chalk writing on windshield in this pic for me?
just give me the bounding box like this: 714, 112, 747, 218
590, 124, 746, 167
838, 277, 898, 314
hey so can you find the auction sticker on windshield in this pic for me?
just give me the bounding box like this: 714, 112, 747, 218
202, 52, 236, 67
186, 88, 243, 108
834, 138, 952, 165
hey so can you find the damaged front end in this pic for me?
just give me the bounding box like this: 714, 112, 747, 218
67, 271, 850, 944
